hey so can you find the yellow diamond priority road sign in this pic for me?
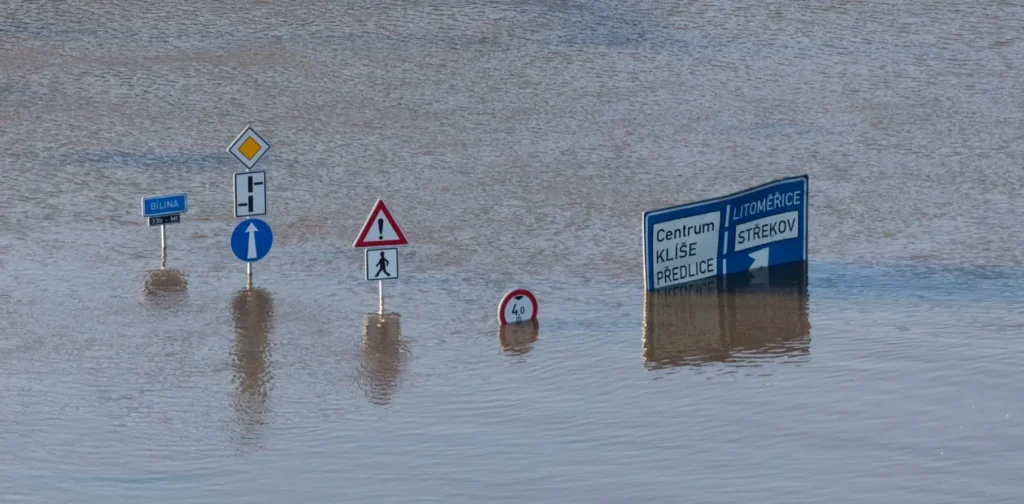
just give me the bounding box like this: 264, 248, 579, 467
227, 126, 270, 169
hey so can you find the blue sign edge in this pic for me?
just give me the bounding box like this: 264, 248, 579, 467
642, 174, 809, 291
141, 192, 189, 217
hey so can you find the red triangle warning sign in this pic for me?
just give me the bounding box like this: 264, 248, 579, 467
353, 198, 409, 247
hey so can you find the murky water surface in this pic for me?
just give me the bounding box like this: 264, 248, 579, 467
3, 1, 1024, 502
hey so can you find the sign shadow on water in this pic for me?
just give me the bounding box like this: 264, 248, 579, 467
230, 287, 274, 449
498, 319, 540, 356
358, 312, 407, 406
642, 262, 810, 371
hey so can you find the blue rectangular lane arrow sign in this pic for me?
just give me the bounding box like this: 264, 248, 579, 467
141, 193, 188, 218
643, 174, 808, 291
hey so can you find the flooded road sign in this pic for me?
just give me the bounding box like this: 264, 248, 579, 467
498, 289, 538, 325
228, 126, 270, 170
353, 199, 408, 247
227, 126, 272, 287
141, 193, 187, 217
366, 248, 399, 281
354, 199, 408, 314
231, 218, 273, 263
234, 170, 267, 217
141, 193, 187, 269
642, 174, 808, 291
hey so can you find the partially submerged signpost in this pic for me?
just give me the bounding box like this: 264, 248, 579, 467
228, 126, 272, 289
498, 289, 538, 326
353, 198, 408, 315
141, 192, 187, 269
642, 174, 808, 291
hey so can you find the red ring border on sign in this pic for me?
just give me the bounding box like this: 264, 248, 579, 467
498, 289, 538, 325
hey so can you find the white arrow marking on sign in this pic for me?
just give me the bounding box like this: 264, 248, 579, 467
748, 247, 769, 270
246, 222, 258, 259
748, 247, 770, 284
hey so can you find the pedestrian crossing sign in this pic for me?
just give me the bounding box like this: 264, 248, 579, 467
365, 247, 399, 281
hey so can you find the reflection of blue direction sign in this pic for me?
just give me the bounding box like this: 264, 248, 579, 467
141, 193, 187, 217
230, 218, 273, 262
643, 174, 808, 291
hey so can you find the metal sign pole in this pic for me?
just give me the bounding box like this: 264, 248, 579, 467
245, 165, 252, 290
160, 224, 167, 269
378, 280, 384, 315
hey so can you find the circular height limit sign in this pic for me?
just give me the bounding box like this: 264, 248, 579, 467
498, 289, 538, 325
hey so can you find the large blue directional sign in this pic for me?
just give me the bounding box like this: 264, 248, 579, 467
231, 218, 273, 263
643, 174, 808, 291
141, 193, 187, 217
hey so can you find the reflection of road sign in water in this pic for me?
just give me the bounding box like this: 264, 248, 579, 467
365, 248, 399, 281
498, 319, 540, 355
230, 218, 273, 262
642, 174, 808, 291
642, 262, 810, 369
353, 199, 408, 247
227, 126, 270, 169
234, 171, 267, 217
141, 193, 188, 217
361, 313, 404, 405
498, 289, 538, 325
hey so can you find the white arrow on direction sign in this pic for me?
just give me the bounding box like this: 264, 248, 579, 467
749, 247, 769, 270
748, 247, 770, 284
246, 222, 258, 259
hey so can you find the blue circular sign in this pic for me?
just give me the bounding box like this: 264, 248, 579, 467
231, 218, 273, 262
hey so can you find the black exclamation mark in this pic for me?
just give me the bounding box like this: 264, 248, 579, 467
377, 218, 384, 240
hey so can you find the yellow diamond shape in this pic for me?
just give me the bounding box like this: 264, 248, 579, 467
238, 137, 261, 160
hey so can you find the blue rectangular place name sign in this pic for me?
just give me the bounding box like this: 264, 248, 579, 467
643, 174, 808, 291
141, 193, 188, 218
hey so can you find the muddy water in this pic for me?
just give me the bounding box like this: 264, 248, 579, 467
2, 1, 1024, 502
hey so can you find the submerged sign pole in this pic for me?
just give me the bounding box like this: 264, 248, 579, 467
160, 224, 167, 269
141, 193, 187, 269
642, 174, 808, 291
228, 126, 271, 289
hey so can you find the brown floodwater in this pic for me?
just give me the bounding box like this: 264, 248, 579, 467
2, 1, 1024, 502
